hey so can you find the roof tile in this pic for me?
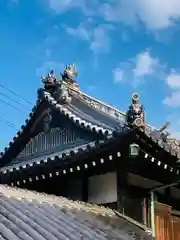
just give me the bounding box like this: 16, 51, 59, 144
0, 185, 153, 240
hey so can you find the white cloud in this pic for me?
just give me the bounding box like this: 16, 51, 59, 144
90, 25, 114, 54
48, 0, 82, 13
99, 0, 180, 31
170, 130, 180, 139
163, 91, 180, 108
66, 25, 91, 41
165, 114, 180, 139
65, 23, 114, 54
163, 70, 180, 108
47, 0, 180, 32
167, 125, 180, 140
166, 70, 180, 89
113, 68, 124, 83
47, 0, 95, 15
113, 51, 163, 86
133, 51, 161, 77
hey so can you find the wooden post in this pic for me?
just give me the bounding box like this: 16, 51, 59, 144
143, 198, 147, 226
150, 191, 156, 238
116, 159, 129, 214
82, 175, 88, 202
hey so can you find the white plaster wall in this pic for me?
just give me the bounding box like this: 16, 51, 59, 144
88, 172, 117, 204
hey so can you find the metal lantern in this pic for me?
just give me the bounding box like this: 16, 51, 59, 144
129, 143, 140, 157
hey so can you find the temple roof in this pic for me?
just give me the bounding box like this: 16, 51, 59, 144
42, 84, 125, 135
1, 65, 180, 167
0, 77, 127, 165
0, 185, 152, 240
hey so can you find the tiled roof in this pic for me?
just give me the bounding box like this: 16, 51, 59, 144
0, 185, 152, 240
1, 80, 180, 166
0, 84, 126, 162
0, 126, 131, 174
42, 88, 125, 136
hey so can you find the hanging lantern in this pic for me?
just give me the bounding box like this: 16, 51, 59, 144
129, 143, 139, 157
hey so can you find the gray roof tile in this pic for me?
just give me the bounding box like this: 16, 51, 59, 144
0, 185, 153, 240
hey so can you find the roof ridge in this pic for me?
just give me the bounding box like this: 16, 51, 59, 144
68, 83, 126, 117
67, 83, 157, 131
65, 83, 180, 145
43, 90, 113, 136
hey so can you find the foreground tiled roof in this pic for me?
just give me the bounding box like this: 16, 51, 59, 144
0, 185, 152, 240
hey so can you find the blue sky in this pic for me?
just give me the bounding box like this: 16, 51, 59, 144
1, 0, 180, 150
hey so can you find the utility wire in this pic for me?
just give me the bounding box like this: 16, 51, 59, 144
0, 83, 35, 147
0, 91, 31, 111
0, 97, 27, 114
0, 81, 40, 135
0, 117, 19, 131
0, 117, 18, 130
0, 83, 33, 106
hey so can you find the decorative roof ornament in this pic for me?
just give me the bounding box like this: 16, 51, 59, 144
41, 69, 59, 92
61, 63, 78, 84
54, 83, 72, 104
159, 122, 170, 140
126, 93, 145, 128
151, 122, 170, 143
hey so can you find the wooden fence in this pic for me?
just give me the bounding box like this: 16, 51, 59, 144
172, 214, 180, 240
154, 202, 173, 240
150, 202, 180, 240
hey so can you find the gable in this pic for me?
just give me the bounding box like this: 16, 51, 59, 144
8, 106, 98, 164
0, 94, 118, 167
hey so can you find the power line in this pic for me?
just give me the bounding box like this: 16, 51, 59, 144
0, 91, 31, 111
0, 83, 33, 106
0, 83, 35, 145
0, 117, 18, 131
0, 97, 27, 114
0, 83, 35, 133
